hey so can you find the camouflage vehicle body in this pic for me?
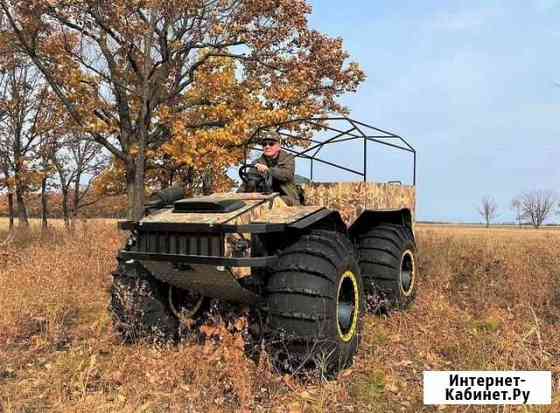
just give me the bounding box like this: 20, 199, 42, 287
118, 182, 415, 303
113, 117, 417, 375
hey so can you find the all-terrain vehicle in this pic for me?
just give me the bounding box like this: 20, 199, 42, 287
111, 117, 417, 375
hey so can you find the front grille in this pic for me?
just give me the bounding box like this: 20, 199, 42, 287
135, 232, 224, 256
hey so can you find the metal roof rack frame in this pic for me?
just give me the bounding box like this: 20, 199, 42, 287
245, 116, 416, 185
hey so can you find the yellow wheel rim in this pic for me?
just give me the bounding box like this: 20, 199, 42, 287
337, 270, 360, 342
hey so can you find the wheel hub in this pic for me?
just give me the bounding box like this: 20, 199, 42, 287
400, 250, 415, 296
168, 286, 205, 321
338, 303, 354, 331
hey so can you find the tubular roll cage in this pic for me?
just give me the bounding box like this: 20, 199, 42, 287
245, 116, 417, 185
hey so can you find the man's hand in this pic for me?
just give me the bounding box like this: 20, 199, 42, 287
255, 163, 269, 175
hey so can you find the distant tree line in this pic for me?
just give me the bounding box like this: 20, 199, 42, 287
478, 190, 559, 228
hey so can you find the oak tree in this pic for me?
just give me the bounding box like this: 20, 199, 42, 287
1, 0, 364, 219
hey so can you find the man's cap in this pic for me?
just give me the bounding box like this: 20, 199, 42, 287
258, 130, 281, 144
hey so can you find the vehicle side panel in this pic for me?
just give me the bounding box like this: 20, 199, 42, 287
303, 182, 416, 227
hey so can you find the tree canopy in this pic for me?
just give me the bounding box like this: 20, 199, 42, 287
1, 0, 365, 219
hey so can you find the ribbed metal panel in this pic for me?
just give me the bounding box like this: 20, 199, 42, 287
136, 232, 224, 256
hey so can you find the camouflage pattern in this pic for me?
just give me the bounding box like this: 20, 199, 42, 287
141, 193, 278, 225
252, 205, 323, 224
303, 182, 416, 227
226, 194, 287, 226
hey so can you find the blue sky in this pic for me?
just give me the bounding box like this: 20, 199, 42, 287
304, 0, 560, 222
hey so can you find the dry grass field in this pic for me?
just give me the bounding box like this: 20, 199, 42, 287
0, 219, 559, 412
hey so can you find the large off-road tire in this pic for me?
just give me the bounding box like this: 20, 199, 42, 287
357, 223, 417, 309
265, 230, 364, 376
110, 261, 179, 342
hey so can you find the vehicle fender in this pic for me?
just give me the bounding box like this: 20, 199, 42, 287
348, 209, 414, 238
289, 208, 347, 234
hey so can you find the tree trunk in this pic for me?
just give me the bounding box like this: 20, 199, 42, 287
41, 176, 48, 231
15, 180, 29, 227
126, 155, 145, 221
202, 168, 213, 195
61, 187, 70, 229
126, 161, 136, 221
126, 22, 152, 222
135, 143, 146, 220
70, 173, 81, 230
7, 192, 14, 231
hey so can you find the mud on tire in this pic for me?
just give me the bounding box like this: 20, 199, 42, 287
110, 261, 178, 342
357, 223, 417, 310
265, 230, 364, 376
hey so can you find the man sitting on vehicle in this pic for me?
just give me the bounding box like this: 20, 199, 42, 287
253, 134, 301, 206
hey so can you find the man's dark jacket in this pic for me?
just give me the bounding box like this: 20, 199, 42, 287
255, 150, 301, 206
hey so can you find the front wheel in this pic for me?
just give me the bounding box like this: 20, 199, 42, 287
265, 230, 364, 376
110, 261, 179, 342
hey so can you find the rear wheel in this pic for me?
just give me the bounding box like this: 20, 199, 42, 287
357, 224, 417, 309
265, 230, 364, 376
